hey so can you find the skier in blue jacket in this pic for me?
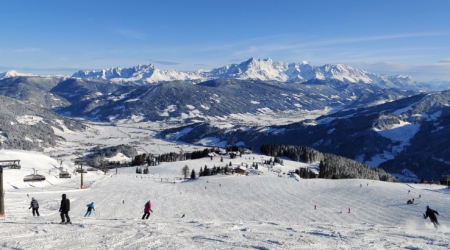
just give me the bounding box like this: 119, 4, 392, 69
84, 202, 95, 217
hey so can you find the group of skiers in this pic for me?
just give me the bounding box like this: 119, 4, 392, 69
28, 194, 95, 224
28, 195, 153, 224
30, 193, 439, 227
404, 191, 440, 228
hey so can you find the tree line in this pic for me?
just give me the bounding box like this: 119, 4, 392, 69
260, 144, 396, 181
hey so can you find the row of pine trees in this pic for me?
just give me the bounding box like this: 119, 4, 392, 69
260, 144, 396, 181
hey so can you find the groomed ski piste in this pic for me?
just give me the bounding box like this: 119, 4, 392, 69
1, 150, 450, 249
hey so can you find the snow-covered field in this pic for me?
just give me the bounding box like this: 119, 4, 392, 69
1, 150, 450, 249
45, 121, 211, 162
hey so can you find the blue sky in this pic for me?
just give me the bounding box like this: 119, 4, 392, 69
1, 0, 449, 81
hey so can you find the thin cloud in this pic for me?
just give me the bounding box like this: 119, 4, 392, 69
229, 32, 450, 58
349, 60, 450, 81
0, 47, 42, 53
150, 60, 180, 65
437, 58, 450, 64
314, 32, 450, 46
0, 66, 92, 75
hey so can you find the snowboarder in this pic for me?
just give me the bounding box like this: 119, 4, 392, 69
407, 198, 414, 205
142, 200, 153, 219
423, 205, 440, 228
84, 202, 95, 217
29, 197, 40, 216
59, 194, 71, 224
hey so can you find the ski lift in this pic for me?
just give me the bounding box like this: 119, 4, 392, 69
0, 160, 21, 169
76, 167, 87, 173
59, 169, 72, 178
23, 168, 46, 182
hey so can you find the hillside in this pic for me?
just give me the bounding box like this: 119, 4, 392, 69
0, 96, 86, 151
55, 79, 417, 123
1, 150, 449, 249
161, 91, 450, 180
0, 76, 69, 109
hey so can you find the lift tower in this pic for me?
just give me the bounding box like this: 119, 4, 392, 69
0, 160, 21, 217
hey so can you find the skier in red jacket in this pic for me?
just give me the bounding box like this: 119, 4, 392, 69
142, 200, 153, 219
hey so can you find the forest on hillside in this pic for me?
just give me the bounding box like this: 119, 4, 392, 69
260, 144, 396, 181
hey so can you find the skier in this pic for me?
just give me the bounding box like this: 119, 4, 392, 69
407, 198, 414, 205
84, 202, 95, 217
59, 194, 71, 224
423, 205, 440, 228
29, 197, 40, 216
142, 200, 153, 219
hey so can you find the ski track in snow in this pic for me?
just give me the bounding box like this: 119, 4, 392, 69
1, 153, 450, 249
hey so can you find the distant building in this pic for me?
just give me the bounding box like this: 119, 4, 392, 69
234, 166, 247, 175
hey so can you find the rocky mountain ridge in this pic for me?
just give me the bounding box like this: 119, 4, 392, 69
70, 58, 417, 87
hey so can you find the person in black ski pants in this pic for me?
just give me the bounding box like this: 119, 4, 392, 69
424, 205, 440, 228
29, 197, 40, 216
59, 194, 71, 224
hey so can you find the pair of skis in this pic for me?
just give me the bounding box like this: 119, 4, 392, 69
50, 222, 73, 225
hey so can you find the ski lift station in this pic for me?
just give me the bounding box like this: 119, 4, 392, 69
0, 160, 21, 170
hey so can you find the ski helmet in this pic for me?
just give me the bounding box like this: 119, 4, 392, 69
426, 205, 429, 209
62, 194, 66, 198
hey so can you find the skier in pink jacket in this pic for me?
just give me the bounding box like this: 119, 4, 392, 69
142, 200, 153, 219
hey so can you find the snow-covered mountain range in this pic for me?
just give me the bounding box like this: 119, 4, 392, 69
71, 58, 416, 87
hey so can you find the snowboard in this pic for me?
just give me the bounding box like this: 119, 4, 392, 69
51, 222, 73, 225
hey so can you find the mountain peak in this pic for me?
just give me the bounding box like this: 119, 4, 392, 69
0, 70, 36, 79
69, 59, 416, 87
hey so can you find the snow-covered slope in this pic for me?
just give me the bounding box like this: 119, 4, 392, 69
1, 150, 449, 249
71, 58, 416, 86
0, 150, 104, 189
